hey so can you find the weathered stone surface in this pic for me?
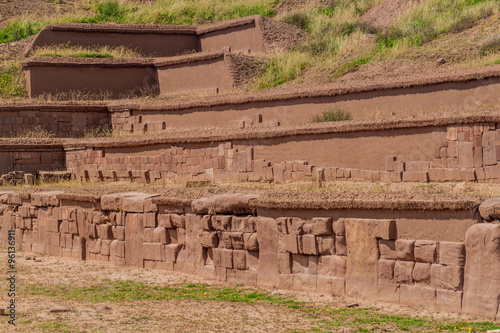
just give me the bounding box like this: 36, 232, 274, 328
165, 243, 183, 262
394, 260, 414, 284
345, 219, 379, 300
278, 253, 292, 274
378, 259, 395, 282
301, 235, 318, 255
200, 231, 219, 248
438, 242, 465, 266
379, 239, 396, 260
414, 240, 436, 263
436, 289, 462, 313
430, 264, 463, 291
377, 282, 400, 304
125, 213, 144, 267
400, 285, 436, 310
395, 239, 415, 261
256, 217, 279, 288
233, 250, 246, 270
317, 235, 335, 255
478, 198, 500, 222
243, 232, 259, 251
311, 217, 332, 235
333, 219, 345, 236
191, 194, 258, 215
372, 220, 396, 240
462, 224, 500, 319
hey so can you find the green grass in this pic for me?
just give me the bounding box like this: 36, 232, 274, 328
37, 320, 84, 333
313, 109, 352, 122
0, 61, 26, 99
24, 279, 500, 332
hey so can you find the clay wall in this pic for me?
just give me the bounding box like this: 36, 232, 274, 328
0, 146, 65, 175
198, 21, 264, 53
30, 29, 199, 57
157, 55, 234, 96
64, 120, 500, 184
114, 77, 500, 131
25, 63, 158, 99
0, 106, 109, 137
0, 191, 497, 320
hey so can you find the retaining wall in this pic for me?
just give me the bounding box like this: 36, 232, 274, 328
0, 146, 65, 175
111, 74, 500, 131
26, 16, 271, 57
0, 191, 498, 320
0, 104, 109, 137
64, 114, 500, 184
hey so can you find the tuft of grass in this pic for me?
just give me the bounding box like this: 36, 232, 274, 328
0, 21, 46, 43
33, 44, 144, 58
333, 56, 372, 78
13, 126, 56, 139
251, 51, 310, 89
313, 109, 352, 122
479, 32, 500, 55
0, 59, 27, 99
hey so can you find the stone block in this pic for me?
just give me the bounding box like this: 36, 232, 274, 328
200, 215, 213, 231
200, 231, 219, 248
335, 235, 346, 256
332, 277, 345, 296
97, 224, 112, 239
430, 264, 464, 291
158, 214, 173, 228
278, 253, 292, 274
412, 262, 431, 283
414, 240, 436, 263
438, 242, 465, 266
46, 219, 60, 233
478, 197, 500, 222
396, 239, 415, 261
400, 285, 436, 310
243, 232, 258, 251
436, 289, 462, 313
101, 239, 111, 256
311, 217, 332, 235
378, 259, 395, 281
379, 240, 397, 260
301, 235, 318, 255
212, 215, 232, 231
293, 274, 317, 292
276, 217, 288, 234
316, 275, 333, 294
230, 232, 244, 250
153, 227, 169, 244
279, 274, 294, 290
165, 243, 183, 262
220, 249, 233, 269
233, 250, 246, 270
177, 228, 186, 245
110, 240, 125, 258
377, 282, 400, 304
170, 214, 185, 228
458, 141, 474, 168
291, 254, 309, 274
142, 243, 162, 261
317, 235, 335, 255
284, 234, 299, 253
246, 251, 259, 270
144, 213, 157, 228
394, 261, 414, 286
373, 220, 396, 240
333, 219, 345, 236
289, 218, 304, 235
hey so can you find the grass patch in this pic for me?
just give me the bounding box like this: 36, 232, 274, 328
333, 56, 372, 77
251, 51, 310, 89
479, 32, 500, 55
33, 44, 144, 58
0, 59, 27, 99
37, 320, 83, 333
12, 126, 56, 139
313, 109, 352, 122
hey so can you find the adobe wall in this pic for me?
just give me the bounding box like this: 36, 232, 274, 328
0, 191, 497, 320
114, 77, 500, 131
0, 146, 65, 175
25, 60, 158, 98
64, 118, 500, 184
29, 28, 199, 57
157, 54, 234, 96
0, 105, 109, 137
199, 21, 264, 53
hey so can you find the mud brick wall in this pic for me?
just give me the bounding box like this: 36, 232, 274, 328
0, 147, 65, 175
65, 122, 500, 184
0, 107, 109, 137
0, 191, 499, 320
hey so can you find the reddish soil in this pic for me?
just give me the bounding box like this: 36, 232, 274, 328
360, 0, 420, 29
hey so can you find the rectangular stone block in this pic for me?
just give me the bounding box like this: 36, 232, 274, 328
412, 262, 431, 283
438, 242, 465, 266
430, 264, 464, 291
301, 235, 318, 255
378, 259, 395, 282
243, 233, 258, 251
110, 240, 125, 258
394, 260, 414, 284
377, 282, 400, 305
335, 235, 346, 256
278, 253, 292, 274
246, 251, 259, 270
317, 235, 335, 255
46, 219, 60, 233
400, 285, 436, 310
158, 214, 174, 228
293, 274, 317, 292
436, 289, 463, 313
144, 213, 157, 228
458, 141, 474, 168
331, 277, 345, 296
200, 231, 219, 248
233, 250, 246, 270
414, 240, 436, 263
311, 217, 332, 235
220, 249, 233, 269
396, 239, 415, 261
373, 220, 396, 240
379, 240, 397, 260
230, 232, 244, 250
317, 275, 333, 294
165, 243, 183, 262
284, 234, 299, 254
279, 274, 294, 290
142, 243, 162, 261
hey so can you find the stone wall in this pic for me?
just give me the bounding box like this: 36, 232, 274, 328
0, 191, 498, 320
64, 122, 500, 183
0, 146, 65, 175
0, 106, 110, 137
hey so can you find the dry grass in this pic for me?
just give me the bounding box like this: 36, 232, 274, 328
32, 44, 145, 58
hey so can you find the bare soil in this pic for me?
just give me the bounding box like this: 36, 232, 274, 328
360, 0, 420, 29
0, 249, 494, 333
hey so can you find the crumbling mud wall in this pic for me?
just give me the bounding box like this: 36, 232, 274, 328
0, 191, 498, 320
64, 116, 500, 184
0, 104, 109, 137
0, 146, 65, 175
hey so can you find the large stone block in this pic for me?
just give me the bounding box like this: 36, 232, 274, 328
230, 232, 244, 250
142, 243, 162, 261
395, 239, 415, 261
372, 220, 396, 240
243, 233, 258, 251
345, 219, 379, 300
400, 285, 436, 310
200, 231, 219, 248
191, 194, 258, 215
379, 239, 397, 260
212, 215, 232, 231
438, 242, 465, 266
301, 235, 318, 255
462, 224, 500, 319
278, 253, 292, 274
165, 243, 183, 263
394, 260, 414, 284
377, 282, 400, 305
317, 235, 335, 255
378, 259, 395, 282
430, 264, 463, 291
293, 274, 317, 292
412, 262, 431, 284
233, 250, 246, 270
284, 234, 299, 254
478, 198, 500, 222
311, 217, 332, 236
436, 289, 462, 313
220, 249, 233, 269
414, 240, 436, 263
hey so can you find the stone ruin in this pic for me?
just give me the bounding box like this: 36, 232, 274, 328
0, 15, 499, 320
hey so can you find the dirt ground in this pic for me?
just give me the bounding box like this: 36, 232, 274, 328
0, 249, 498, 333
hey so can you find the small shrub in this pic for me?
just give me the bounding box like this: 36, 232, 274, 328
74, 52, 113, 58
479, 33, 500, 55
15, 126, 56, 139
333, 56, 371, 78
313, 109, 352, 122
283, 12, 310, 31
